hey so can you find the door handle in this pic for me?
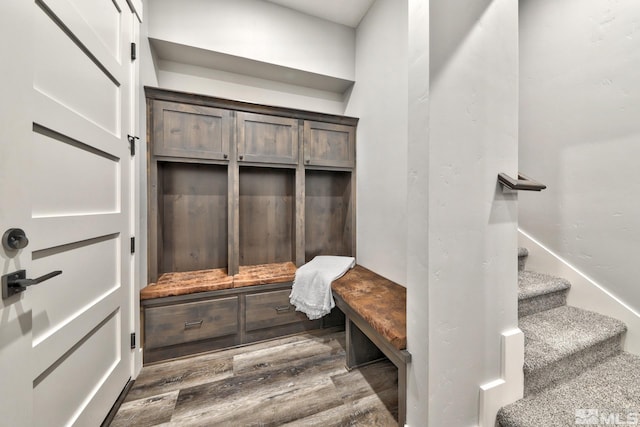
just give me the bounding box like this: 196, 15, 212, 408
2, 269, 62, 299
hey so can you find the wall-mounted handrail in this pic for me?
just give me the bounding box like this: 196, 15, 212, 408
498, 173, 546, 191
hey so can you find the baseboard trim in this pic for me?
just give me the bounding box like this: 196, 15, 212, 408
478, 328, 524, 427
519, 228, 640, 355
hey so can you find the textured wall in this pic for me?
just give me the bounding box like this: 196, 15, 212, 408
519, 0, 640, 313
144, 0, 355, 114
148, 0, 355, 81
406, 2, 430, 424
427, 0, 519, 424
357, 0, 520, 424
155, 61, 347, 115
344, 0, 409, 285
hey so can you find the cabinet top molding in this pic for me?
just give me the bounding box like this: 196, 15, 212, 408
145, 86, 359, 127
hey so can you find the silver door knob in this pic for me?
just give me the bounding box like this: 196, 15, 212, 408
2, 228, 29, 251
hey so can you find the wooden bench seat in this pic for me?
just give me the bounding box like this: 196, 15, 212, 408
233, 262, 297, 288
140, 268, 233, 300
331, 265, 410, 427
141, 262, 297, 300
332, 265, 407, 350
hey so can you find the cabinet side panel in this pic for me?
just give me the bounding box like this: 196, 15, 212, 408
160, 163, 228, 272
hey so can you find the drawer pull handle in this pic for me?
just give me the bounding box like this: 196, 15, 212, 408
184, 320, 203, 329
275, 305, 292, 314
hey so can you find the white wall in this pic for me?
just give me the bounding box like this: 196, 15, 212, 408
148, 0, 355, 81
344, 0, 409, 285
519, 0, 640, 313
427, 0, 519, 424
156, 60, 347, 115
351, 1, 519, 425
406, 1, 430, 424
145, 0, 355, 114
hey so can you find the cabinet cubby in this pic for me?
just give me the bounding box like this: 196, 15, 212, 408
239, 167, 295, 266
157, 162, 228, 275
304, 170, 354, 262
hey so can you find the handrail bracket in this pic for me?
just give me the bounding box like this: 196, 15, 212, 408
498, 173, 547, 192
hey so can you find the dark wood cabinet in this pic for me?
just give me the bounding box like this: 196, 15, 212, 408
237, 112, 298, 165
144, 296, 238, 349
144, 88, 357, 362
152, 100, 231, 161
142, 283, 321, 363
245, 289, 307, 331
303, 120, 355, 168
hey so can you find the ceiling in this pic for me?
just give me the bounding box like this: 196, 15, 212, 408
264, 0, 376, 28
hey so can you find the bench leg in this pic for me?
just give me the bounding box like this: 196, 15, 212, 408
344, 315, 407, 426
345, 316, 385, 369
398, 361, 407, 426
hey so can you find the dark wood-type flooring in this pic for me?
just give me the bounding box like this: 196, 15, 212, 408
110, 328, 398, 426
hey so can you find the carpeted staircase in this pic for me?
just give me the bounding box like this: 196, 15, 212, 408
497, 248, 640, 426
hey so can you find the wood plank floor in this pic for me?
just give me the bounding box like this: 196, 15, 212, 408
110, 328, 398, 426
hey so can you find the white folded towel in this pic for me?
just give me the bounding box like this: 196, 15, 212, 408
289, 256, 356, 320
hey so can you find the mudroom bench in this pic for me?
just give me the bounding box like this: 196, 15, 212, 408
331, 265, 411, 426
143, 88, 358, 364
140, 262, 335, 363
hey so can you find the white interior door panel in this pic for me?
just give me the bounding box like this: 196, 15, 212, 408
0, 0, 139, 424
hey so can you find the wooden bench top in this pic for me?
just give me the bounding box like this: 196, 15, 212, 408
140, 262, 298, 300
232, 262, 297, 288
141, 268, 233, 300
331, 265, 407, 350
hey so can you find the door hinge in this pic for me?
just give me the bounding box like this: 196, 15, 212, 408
130, 237, 135, 254
130, 332, 136, 349
130, 42, 137, 61
127, 134, 139, 156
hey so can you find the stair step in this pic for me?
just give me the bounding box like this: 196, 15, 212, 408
497, 352, 640, 427
520, 306, 627, 396
518, 271, 571, 317
518, 247, 529, 272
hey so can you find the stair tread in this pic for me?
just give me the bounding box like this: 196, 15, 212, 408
521, 306, 627, 373
518, 271, 571, 301
498, 352, 640, 427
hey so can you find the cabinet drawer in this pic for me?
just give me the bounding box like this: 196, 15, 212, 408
153, 100, 231, 161
304, 121, 355, 168
145, 297, 238, 349
245, 289, 307, 332
237, 112, 299, 165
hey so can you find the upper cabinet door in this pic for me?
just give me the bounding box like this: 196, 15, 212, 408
237, 112, 299, 165
303, 121, 355, 169
153, 100, 231, 161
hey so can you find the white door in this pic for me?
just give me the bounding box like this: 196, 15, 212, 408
0, 0, 140, 425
